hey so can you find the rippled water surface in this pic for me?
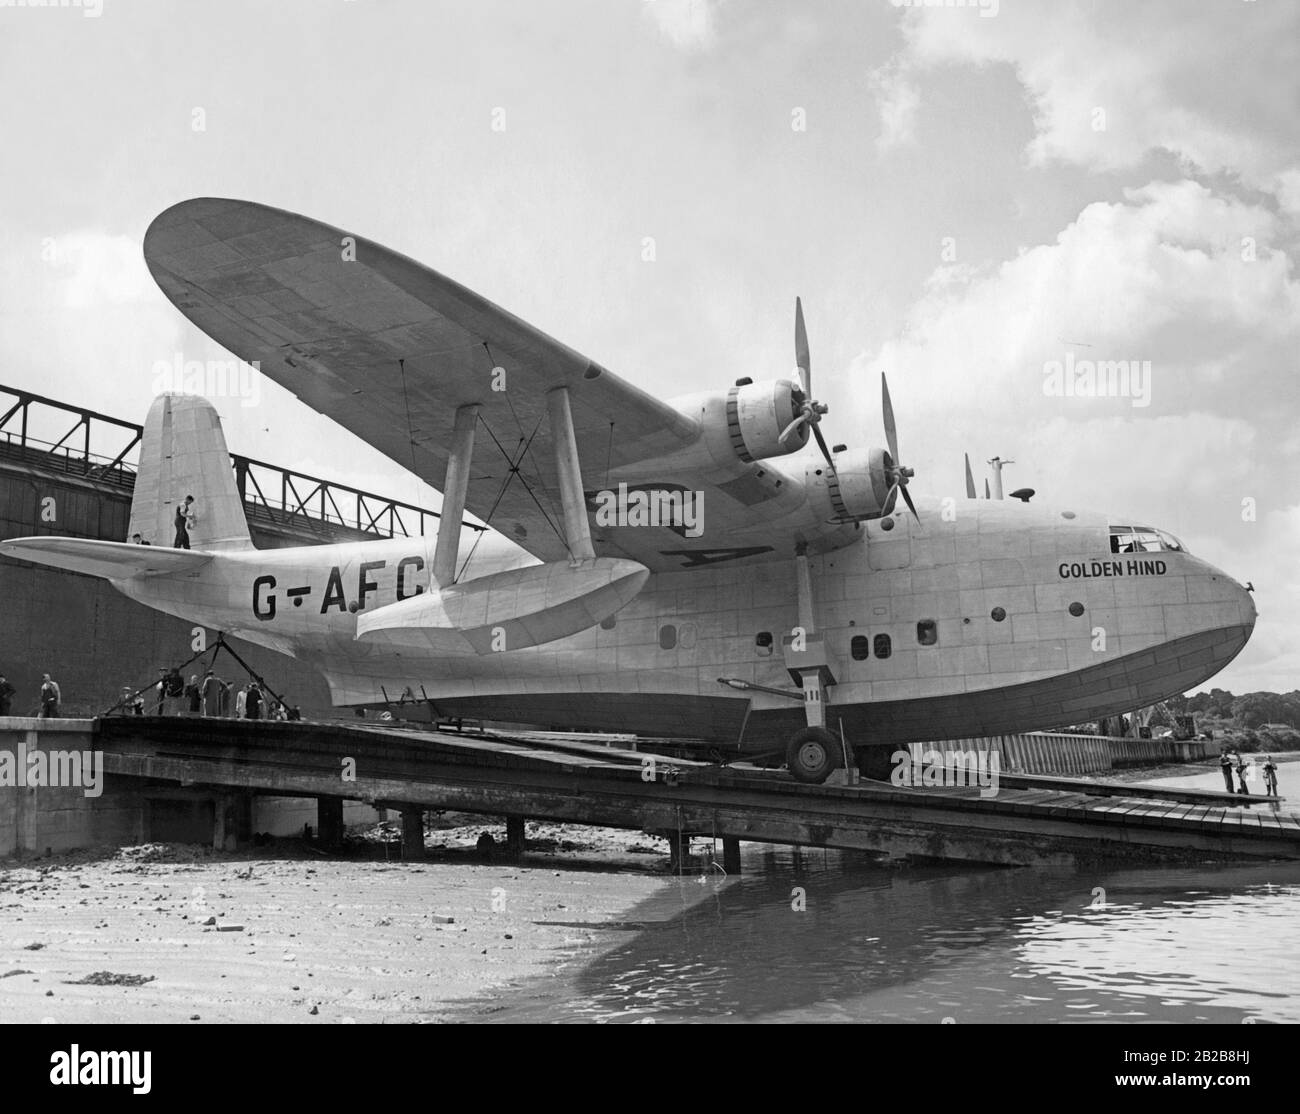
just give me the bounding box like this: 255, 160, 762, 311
476, 763, 1300, 1024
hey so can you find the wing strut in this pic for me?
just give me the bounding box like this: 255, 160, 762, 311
432, 403, 480, 586
547, 387, 596, 562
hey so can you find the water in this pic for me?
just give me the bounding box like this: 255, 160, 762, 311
475, 760, 1300, 1024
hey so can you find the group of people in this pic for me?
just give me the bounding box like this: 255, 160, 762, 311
0, 672, 62, 718
145, 667, 299, 721
1220, 749, 1280, 797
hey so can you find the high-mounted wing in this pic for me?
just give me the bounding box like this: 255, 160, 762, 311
144, 199, 877, 573
144, 198, 703, 565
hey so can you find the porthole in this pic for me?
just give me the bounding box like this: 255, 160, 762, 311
991, 607, 1006, 622
1068, 602, 1085, 617
917, 619, 938, 646
1061, 511, 1076, 520
880, 518, 895, 532
755, 631, 773, 658
659, 624, 677, 650
850, 635, 870, 661
874, 633, 892, 659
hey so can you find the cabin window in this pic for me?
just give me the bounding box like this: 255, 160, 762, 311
1068, 602, 1085, 618
873, 633, 892, 659
917, 619, 938, 646
755, 631, 773, 657
990, 606, 1006, 622
850, 635, 870, 661
659, 624, 677, 650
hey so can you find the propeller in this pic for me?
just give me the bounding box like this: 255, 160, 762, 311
881, 373, 919, 521
964, 453, 977, 499
984, 478, 990, 500
779, 297, 833, 468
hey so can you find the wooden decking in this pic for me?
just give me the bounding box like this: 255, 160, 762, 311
17, 716, 1300, 867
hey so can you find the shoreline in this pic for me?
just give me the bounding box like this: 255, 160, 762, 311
1, 822, 675, 1024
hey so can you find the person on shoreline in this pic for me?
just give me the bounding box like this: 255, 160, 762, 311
1264, 756, 1279, 798
1234, 751, 1251, 796
1219, 750, 1235, 793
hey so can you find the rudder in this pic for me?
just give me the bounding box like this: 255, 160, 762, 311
128, 394, 253, 550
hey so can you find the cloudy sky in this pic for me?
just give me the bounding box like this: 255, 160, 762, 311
0, 0, 1296, 691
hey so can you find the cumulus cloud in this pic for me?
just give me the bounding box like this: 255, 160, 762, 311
853, 180, 1300, 427
870, 61, 920, 151
642, 0, 724, 52
882, 0, 1299, 209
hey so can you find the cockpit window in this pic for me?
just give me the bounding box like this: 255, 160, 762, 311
1109, 526, 1186, 554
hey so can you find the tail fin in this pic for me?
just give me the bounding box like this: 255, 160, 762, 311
128, 394, 253, 551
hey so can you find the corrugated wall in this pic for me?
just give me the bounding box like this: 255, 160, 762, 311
928, 733, 1216, 775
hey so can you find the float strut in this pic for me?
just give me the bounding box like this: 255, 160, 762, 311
433, 403, 480, 586
547, 386, 596, 562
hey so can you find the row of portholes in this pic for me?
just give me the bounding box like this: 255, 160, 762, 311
648, 602, 1087, 657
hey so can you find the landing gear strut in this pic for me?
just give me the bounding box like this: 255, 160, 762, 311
782, 547, 856, 786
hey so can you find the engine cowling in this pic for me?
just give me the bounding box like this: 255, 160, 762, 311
813, 446, 894, 521
722, 378, 808, 462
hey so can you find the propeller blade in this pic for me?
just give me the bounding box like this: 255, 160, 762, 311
883, 483, 900, 517
984, 478, 991, 500
900, 483, 920, 521
811, 422, 834, 470
882, 373, 900, 463
795, 297, 810, 396
964, 453, 977, 499
779, 412, 808, 445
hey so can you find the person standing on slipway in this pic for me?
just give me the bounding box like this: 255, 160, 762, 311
38, 673, 61, 718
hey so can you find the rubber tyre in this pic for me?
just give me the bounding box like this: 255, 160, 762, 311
786, 726, 843, 784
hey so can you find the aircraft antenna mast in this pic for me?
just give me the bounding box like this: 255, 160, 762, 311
987, 456, 1014, 500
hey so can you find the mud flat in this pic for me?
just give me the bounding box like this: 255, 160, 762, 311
0, 821, 674, 1024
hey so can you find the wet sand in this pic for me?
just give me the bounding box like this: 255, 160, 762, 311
0, 822, 674, 1024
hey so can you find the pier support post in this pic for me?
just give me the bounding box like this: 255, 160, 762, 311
722, 837, 741, 874
668, 832, 691, 872
213, 794, 238, 852
317, 797, 344, 850
400, 806, 425, 860
505, 815, 526, 858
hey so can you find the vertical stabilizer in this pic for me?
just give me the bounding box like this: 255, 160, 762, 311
127, 394, 253, 550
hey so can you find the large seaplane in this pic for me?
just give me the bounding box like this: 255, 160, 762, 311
0, 199, 1256, 782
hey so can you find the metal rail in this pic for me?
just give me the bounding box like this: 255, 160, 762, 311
0, 384, 464, 540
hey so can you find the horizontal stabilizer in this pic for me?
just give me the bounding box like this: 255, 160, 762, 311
0, 537, 212, 580
356, 557, 648, 655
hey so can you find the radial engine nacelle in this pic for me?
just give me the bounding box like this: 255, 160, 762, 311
806, 446, 896, 522
671, 378, 811, 468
